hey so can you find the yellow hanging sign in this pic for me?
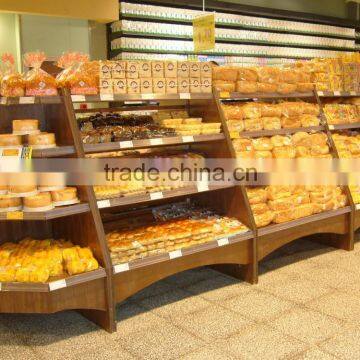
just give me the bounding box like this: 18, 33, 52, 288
193, 14, 215, 52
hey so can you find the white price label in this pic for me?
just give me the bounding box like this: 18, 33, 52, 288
329, 125, 335, 130
49, 279, 67, 291
97, 200, 111, 209
149, 138, 163, 146
119, 140, 133, 148
197, 182, 209, 192
141, 93, 155, 100
217, 238, 229, 246
179, 93, 191, 99
182, 136, 194, 143
100, 94, 114, 101
356, 204, 360, 210
71, 95, 86, 102
0, 283, 2, 291
169, 250, 182, 259
333, 91, 341, 96
0, 97, 6, 105
150, 191, 163, 200
317, 91, 324, 96
19, 96, 35, 104
114, 263, 130, 273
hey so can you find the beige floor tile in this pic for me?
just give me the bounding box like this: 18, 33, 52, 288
306, 291, 360, 322
293, 347, 338, 359
69, 345, 136, 360
269, 307, 345, 344
180, 345, 235, 360
128, 280, 175, 302
222, 289, 294, 322
164, 268, 219, 288
117, 322, 205, 360
138, 288, 211, 320
183, 275, 252, 302
173, 305, 255, 341
259, 273, 334, 304
218, 323, 307, 360
319, 327, 360, 359
2, 345, 39, 360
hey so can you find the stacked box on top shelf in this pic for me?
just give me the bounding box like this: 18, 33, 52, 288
99, 60, 212, 95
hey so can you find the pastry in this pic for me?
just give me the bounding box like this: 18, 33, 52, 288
12, 119, 40, 135
8, 185, 38, 197
28, 132, 56, 149
0, 195, 22, 212
0, 134, 22, 147
23, 192, 54, 212
51, 187, 80, 206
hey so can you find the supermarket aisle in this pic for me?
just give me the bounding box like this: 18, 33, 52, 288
1, 235, 360, 360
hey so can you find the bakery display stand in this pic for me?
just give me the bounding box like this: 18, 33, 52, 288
0, 90, 116, 333
215, 90, 354, 271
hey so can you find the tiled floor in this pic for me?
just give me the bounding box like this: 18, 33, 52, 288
2, 236, 360, 359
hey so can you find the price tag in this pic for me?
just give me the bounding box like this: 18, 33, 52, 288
0, 283, 2, 291
71, 95, 86, 102
317, 91, 324, 96
217, 237, 229, 246
19, 96, 35, 104
97, 200, 111, 209
0, 97, 6, 105
6, 211, 23, 220
49, 279, 67, 291
329, 125, 335, 130
220, 91, 230, 98
149, 138, 163, 146
150, 191, 163, 200
350, 91, 357, 96
197, 182, 209, 192
169, 249, 182, 259
182, 135, 194, 143
100, 94, 114, 101
356, 204, 360, 210
119, 140, 133, 149
141, 93, 155, 100
333, 91, 341, 96
179, 93, 191, 99
114, 263, 130, 273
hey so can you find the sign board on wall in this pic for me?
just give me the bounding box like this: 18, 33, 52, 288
193, 14, 215, 52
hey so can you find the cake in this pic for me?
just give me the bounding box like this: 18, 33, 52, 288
28, 132, 56, 149
0, 196, 22, 212
12, 119, 40, 135
51, 187, 79, 206
0, 134, 22, 147
8, 185, 38, 197
23, 192, 54, 212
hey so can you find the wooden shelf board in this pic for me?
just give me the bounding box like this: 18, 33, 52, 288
112, 230, 254, 274
97, 184, 235, 209
238, 126, 325, 138
258, 207, 351, 236
84, 133, 225, 153
317, 91, 360, 97
0, 203, 90, 221
328, 123, 360, 131
0, 268, 106, 292
219, 92, 314, 100
32, 146, 75, 158
0, 96, 62, 105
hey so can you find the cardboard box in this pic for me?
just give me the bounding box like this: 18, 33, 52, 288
113, 79, 127, 94
190, 78, 201, 93
139, 61, 152, 78
189, 62, 200, 78
166, 78, 178, 94
112, 61, 126, 79
201, 77, 212, 93
200, 62, 212, 78
151, 61, 164, 78
140, 78, 153, 93
178, 61, 189, 78
165, 61, 177, 78
99, 79, 113, 94
127, 79, 141, 94
153, 78, 166, 93
178, 78, 189, 93
126, 61, 139, 79
99, 62, 112, 79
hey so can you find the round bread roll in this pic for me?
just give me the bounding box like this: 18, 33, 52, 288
254, 210, 275, 227
23, 192, 53, 209
8, 185, 37, 195
0, 134, 22, 147
51, 187, 78, 202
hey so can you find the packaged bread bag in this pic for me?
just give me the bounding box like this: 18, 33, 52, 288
1, 53, 25, 97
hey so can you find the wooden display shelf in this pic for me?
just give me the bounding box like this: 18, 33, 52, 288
112, 231, 254, 303
317, 91, 360, 97
0, 96, 62, 105
84, 134, 225, 153
327, 123, 360, 131
234, 126, 325, 138
32, 145, 75, 158
218, 91, 314, 100
354, 205, 360, 231
70, 93, 213, 103
97, 184, 234, 209
0, 268, 106, 292
0, 203, 90, 221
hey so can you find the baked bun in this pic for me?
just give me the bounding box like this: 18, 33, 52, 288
257, 83, 277, 93
23, 192, 53, 211
28, 132, 56, 148
12, 119, 40, 135
0, 134, 22, 147
212, 66, 238, 81
236, 81, 257, 93
51, 187, 79, 204
0, 196, 22, 211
